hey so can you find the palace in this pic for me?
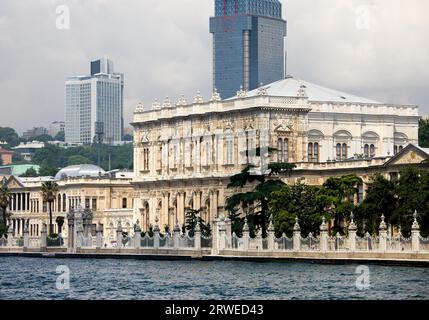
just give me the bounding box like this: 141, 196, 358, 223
131, 77, 420, 232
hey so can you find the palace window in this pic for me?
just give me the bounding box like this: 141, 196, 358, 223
92, 198, 97, 210
57, 194, 61, 212
394, 145, 404, 155
336, 143, 348, 161
85, 198, 90, 209
62, 194, 66, 212
364, 144, 376, 158
227, 139, 233, 164
143, 147, 150, 171
308, 142, 320, 162
122, 198, 128, 209
277, 138, 289, 162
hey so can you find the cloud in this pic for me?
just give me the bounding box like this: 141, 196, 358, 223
0, 0, 428, 134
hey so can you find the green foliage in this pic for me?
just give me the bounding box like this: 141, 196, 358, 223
185, 208, 212, 237
419, 119, 429, 148
0, 127, 19, 147
32, 143, 133, 171
21, 167, 39, 177
54, 131, 65, 141
0, 224, 8, 238
68, 155, 93, 166
38, 165, 59, 177
24, 135, 52, 143
226, 164, 288, 237
0, 182, 11, 228
270, 184, 329, 237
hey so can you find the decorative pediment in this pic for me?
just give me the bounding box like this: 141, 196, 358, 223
273, 119, 293, 133
384, 144, 429, 166
5, 176, 25, 189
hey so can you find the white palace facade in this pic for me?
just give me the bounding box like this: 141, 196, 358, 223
2, 77, 422, 238
131, 77, 419, 232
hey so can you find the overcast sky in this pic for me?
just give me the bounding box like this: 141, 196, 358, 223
0, 0, 428, 134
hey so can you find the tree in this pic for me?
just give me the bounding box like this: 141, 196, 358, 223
419, 119, 429, 148
38, 165, 59, 177
41, 181, 59, 235
185, 208, 211, 237
355, 174, 396, 236
56, 216, 65, 235
270, 183, 330, 237
0, 127, 19, 147
226, 163, 295, 237
0, 180, 11, 228
21, 167, 38, 177
321, 174, 363, 234
54, 131, 65, 142
68, 155, 93, 166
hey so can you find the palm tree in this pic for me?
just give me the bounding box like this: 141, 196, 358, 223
41, 181, 59, 235
56, 216, 65, 235
0, 181, 11, 228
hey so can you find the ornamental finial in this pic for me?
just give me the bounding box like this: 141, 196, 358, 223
412, 210, 420, 231
293, 216, 300, 231
211, 88, 221, 102
379, 214, 387, 231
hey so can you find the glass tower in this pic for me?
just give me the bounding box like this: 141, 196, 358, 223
65, 57, 124, 145
210, 0, 287, 99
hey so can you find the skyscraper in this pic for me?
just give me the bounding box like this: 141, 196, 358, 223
65, 57, 124, 145
210, 0, 287, 99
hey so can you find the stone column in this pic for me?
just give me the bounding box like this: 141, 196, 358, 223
173, 220, 181, 249
224, 217, 232, 248
211, 218, 219, 255
194, 221, 201, 250
76, 225, 83, 249
7, 226, 13, 247
319, 217, 328, 252
40, 223, 47, 251
67, 214, 75, 250
218, 218, 226, 251
96, 223, 103, 250
154, 218, 161, 249
348, 213, 357, 252
379, 214, 387, 252
293, 217, 301, 252
242, 219, 250, 251
267, 218, 275, 251
23, 222, 29, 250
134, 221, 141, 250
116, 221, 123, 248
411, 211, 420, 253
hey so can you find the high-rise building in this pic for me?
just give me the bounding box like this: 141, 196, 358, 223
65, 57, 124, 145
210, 0, 287, 99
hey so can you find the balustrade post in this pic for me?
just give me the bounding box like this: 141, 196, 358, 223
218, 218, 226, 251
134, 220, 141, 250
116, 220, 123, 248
267, 218, 275, 251
194, 221, 201, 250
153, 217, 160, 249
293, 217, 301, 252
348, 213, 357, 252
173, 220, 180, 250
242, 218, 249, 251
379, 214, 387, 252
40, 223, 47, 252
23, 222, 29, 250
7, 225, 14, 247
96, 223, 103, 250
76, 225, 83, 250
411, 211, 420, 253
319, 217, 328, 252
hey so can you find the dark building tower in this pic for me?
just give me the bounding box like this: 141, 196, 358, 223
210, 0, 287, 99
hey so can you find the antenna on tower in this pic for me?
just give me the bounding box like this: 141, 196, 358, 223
94, 121, 104, 168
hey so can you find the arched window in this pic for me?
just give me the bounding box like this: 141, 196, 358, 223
227, 139, 233, 164
277, 138, 283, 162
62, 194, 66, 212
342, 143, 348, 160
308, 143, 313, 162
283, 139, 288, 162
370, 144, 375, 158
57, 194, 61, 212
364, 144, 369, 158
314, 143, 319, 162
336, 143, 342, 161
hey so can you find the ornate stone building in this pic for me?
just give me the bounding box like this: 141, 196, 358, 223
3, 165, 135, 245
131, 77, 420, 232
